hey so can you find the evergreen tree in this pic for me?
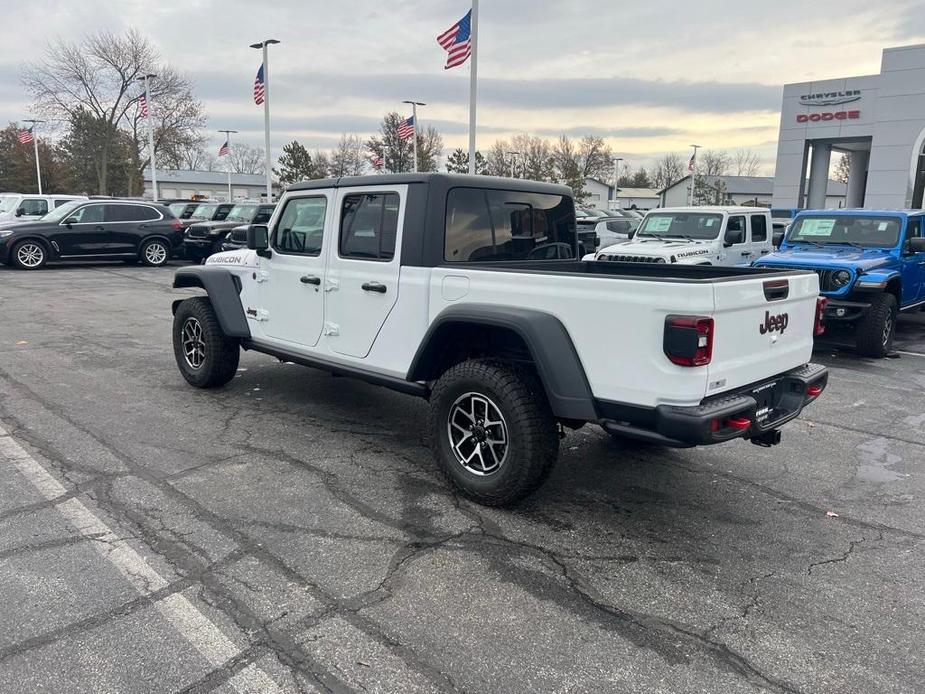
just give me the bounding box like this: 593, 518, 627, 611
274, 141, 314, 186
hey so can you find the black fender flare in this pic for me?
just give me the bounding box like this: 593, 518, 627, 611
9, 235, 54, 259
407, 304, 597, 421
171, 266, 250, 338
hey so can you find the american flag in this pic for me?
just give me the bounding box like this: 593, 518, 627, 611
18, 127, 34, 145
218, 140, 230, 157
437, 9, 472, 69
397, 116, 415, 140
372, 156, 384, 170
253, 64, 265, 105
138, 91, 149, 118
688, 151, 696, 172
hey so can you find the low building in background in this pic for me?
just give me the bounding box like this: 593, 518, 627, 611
659, 175, 847, 209
773, 43, 925, 210
611, 187, 659, 211
143, 170, 280, 202
582, 177, 613, 209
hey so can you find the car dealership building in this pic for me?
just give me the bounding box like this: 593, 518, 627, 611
772, 43, 925, 210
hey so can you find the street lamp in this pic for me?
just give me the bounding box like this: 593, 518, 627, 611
506, 151, 522, 178
250, 39, 280, 201
401, 100, 426, 172
218, 129, 238, 201
136, 73, 158, 200
22, 119, 45, 194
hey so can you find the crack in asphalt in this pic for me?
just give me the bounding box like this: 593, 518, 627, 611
806, 531, 884, 576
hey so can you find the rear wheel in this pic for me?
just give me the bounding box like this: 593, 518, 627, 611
172, 297, 239, 388
11, 240, 47, 270
428, 359, 559, 507
855, 293, 897, 358
140, 239, 170, 267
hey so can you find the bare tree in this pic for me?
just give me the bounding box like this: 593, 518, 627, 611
328, 133, 366, 176
227, 144, 265, 175
652, 152, 685, 190
22, 29, 204, 194
551, 136, 583, 196
484, 140, 511, 177
510, 133, 554, 181
416, 126, 444, 173
733, 148, 762, 176
831, 154, 851, 184
699, 149, 731, 176
578, 135, 613, 180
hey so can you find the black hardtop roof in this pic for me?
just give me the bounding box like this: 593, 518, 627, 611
286, 172, 573, 198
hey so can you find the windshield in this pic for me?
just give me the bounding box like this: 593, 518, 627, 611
787, 216, 901, 248
0, 196, 21, 213
190, 203, 218, 220
168, 202, 190, 217
636, 212, 723, 240
40, 200, 83, 223
224, 205, 257, 222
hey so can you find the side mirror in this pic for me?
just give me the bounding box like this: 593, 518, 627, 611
247, 224, 271, 257
724, 229, 745, 247
908, 237, 925, 253
15, 208, 24, 217
63, 217, 78, 227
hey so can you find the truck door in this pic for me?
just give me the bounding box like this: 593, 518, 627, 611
902, 218, 925, 304
726, 215, 751, 265
260, 194, 332, 349
324, 187, 404, 358
749, 214, 773, 260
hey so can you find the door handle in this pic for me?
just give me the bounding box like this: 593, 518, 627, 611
300, 275, 321, 285
95, 225, 105, 231
361, 281, 387, 293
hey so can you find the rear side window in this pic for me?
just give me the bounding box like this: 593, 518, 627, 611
273, 196, 327, 256
339, 193, 399, 261
20, 198, 48, 216
445, 188, 577, 262
106, 204, 160, 222
750, 215, 768, 242
54, 199, 74, 207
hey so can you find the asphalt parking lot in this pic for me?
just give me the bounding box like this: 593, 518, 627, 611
1, 261, 923, 694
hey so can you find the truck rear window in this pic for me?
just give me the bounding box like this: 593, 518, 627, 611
444, 188, 577, 262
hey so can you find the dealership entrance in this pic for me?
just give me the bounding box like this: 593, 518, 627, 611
772, 44, 925, 210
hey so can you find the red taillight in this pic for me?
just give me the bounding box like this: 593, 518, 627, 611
725, 416, 752, 431
806, 383, 823, 398
664, 315, 714, 367
814, 297, 827, 336
171, 218, 183, 232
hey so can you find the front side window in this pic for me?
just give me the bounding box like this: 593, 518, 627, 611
751, 215, 768, 242
20, 199, 48, 216
636, 212, 722, 240
68, 204, 105, 224
905, 219, 922, 252
445, 188, 576, 263
788, 216, 901, 248
273, 196, 327, 256
340, 193, 400, 261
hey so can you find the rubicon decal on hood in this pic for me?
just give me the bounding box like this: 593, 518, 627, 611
675, 248, 711, 258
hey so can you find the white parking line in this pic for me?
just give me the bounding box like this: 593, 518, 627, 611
896, 349, 925, 358
0, 425, 283, 694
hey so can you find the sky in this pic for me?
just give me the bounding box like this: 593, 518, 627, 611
2, 0, 925, 176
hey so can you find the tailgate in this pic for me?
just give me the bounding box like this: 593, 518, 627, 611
707, 271, 818, 396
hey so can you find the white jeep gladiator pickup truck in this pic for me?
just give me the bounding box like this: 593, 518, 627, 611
591, 206, 774, 266
170, 174, 827, 506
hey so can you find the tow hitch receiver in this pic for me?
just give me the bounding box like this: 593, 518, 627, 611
750, 429, 782, 447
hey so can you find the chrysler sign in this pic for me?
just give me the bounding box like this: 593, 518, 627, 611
799, 90, 861, 106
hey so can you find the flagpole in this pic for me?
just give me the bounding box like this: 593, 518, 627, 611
251, 39, 280, 202
402, 100, 426, 173
24, 119, 44, 194
688, 144, 700, 206
219, 129, 238, 202
136, 74, 158, 201
467, 0, 479, 175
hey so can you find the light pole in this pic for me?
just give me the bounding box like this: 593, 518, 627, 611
136, 74, 158, 200
250, 39, 280, 201
218, 129, 238, 201
612, 157, 624, 209
402, 100, 426, 172
688, 144, 701, 206
506, 151, 522, 178
23, 119, 44, 194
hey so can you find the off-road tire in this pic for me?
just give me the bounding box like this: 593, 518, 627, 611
10, 239, 47, 270
140, 238, 170, 267
172, 297, 239, 388
856, 293, 897, 358
428, 359, 559, 507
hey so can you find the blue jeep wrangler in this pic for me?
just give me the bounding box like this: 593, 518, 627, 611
754, 209, 925, 357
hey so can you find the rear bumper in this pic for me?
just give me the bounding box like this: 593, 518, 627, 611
600, 363, 828, 447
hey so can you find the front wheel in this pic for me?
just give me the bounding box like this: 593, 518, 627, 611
172, 297, 240, 388
855, 293, 897, 358
140, 238, 170, 267
11, 240, 47, 270
428, 359, 559, 507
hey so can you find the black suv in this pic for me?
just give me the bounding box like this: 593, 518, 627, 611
184, 203, 275, 262
0, 200, 183, 270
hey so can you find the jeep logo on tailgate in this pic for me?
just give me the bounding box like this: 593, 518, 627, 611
759, 311, 789, 335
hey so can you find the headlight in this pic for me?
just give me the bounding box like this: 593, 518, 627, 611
832, 270, 851, 289
0, 230, 13, 238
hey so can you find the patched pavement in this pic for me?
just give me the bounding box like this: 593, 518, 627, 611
0, 262, 923, 693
